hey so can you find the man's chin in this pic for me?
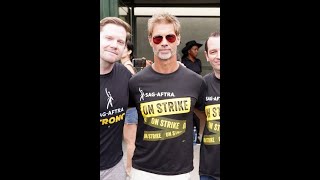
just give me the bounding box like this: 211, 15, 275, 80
158, 54, 172, 61
102, 58, 118, 64
106, 55, 120, 62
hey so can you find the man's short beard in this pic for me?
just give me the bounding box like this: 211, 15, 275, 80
154, 48, 177, 61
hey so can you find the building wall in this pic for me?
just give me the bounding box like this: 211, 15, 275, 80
100, 0, 119, 19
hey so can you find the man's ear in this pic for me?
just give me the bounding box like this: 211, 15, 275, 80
148, 36, 153, 47
128, 50, 132, 55
176, 35, 181, 46
204, 51, 209, 61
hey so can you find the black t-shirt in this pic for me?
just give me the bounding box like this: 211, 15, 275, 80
181, 57, 202, 75
199, 73, 220, 178
100, 63, 132, 170
129, 64, 206, 175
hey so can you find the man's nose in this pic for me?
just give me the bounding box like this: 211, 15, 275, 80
109, 39, 118, 48
160, 37, 169, 46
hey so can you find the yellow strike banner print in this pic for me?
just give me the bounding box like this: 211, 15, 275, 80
143, 116, 186, 141
140, 97, 191, 141
204, 104, 220, 145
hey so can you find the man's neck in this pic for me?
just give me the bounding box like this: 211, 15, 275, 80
152, 56, 179, 74
100, 60, 114, 75
187, 55, 196, 62
213, 70, 220, 79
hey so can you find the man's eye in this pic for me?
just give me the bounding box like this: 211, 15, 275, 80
210, 50, 217, 54
118, 41, 125, 45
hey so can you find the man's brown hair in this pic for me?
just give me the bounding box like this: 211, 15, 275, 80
100, 17, 132, 41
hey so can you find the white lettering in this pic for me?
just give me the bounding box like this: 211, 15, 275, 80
100, 107, 124, 117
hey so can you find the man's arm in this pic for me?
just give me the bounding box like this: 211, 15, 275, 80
194, 108, 206, 136
194, 78, 207, 136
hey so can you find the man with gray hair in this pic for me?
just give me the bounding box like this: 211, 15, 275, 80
128, 12, 206, 180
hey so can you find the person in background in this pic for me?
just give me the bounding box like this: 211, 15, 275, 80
120, 40, 156, 176
119, 40, 138, 176
195, 32, 220, 180
181, 40, 203, 75
120, 41, 137, 74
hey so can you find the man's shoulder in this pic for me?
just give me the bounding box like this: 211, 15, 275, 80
115, 62, 126, 71
180, 65, 202, 77
179, 66, 204, 85
203, 72, 213, 80
129, 65, 152, 83
115, 62, 132, 78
